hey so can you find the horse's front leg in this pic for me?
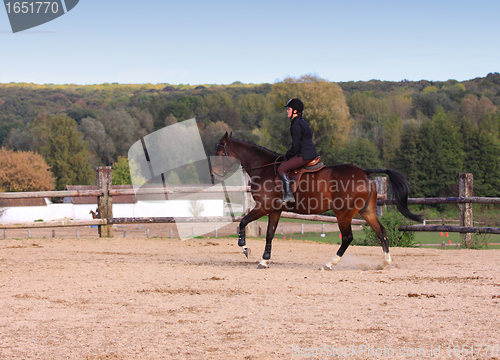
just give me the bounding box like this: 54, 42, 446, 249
258, 210, 282, 269
238, 207, 267, 258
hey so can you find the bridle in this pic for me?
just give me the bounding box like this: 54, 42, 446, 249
211, 142, 230, 177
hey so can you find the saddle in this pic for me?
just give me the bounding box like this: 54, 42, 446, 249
275, 157, 325, 193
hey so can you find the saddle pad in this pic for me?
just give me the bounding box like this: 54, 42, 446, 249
304, 161, 324, 171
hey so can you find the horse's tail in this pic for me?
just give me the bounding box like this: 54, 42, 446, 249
365, 169, 423, 223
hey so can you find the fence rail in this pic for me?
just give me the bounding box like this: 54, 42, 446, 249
0, 190, 104, 199
1, 169, 499, 248
399, 225, 500, 234
375, 173, 499, 247
378, 197, 500, 205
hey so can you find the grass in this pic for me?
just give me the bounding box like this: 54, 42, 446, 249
270, 229, 500, 248
259, 216, 327, 225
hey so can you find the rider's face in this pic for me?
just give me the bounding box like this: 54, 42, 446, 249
287, 107, 295, 118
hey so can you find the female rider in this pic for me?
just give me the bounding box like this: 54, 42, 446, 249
277, 98, 318, 203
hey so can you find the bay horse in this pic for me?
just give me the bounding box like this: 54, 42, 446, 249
211, 132, 422, 269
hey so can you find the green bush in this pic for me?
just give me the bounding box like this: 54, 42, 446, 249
362, 209, 415, 247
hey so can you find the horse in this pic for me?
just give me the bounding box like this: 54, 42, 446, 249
211, 132, 423, 269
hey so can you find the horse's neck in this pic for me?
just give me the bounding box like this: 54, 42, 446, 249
231, 140, 276, 171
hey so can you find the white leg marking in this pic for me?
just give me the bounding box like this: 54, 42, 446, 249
240, 246, 251, 258
384, 252, 392, 265
322, 255, 341, 270
257, 259, 269, 269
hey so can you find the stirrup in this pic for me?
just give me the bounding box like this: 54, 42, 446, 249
282, 192, 295, 203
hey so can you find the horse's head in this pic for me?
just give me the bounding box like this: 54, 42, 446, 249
211, 132, 240, 181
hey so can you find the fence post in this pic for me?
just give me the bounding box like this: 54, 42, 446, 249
374, 177, 387, 218
243, 172, 258, 237
459, 173, 473, 248
97, 167, 113, 238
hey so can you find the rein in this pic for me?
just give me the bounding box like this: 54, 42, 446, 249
246, 157, 284, 172
215, 142, 283, 174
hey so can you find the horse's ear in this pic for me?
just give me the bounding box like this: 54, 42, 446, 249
229, 132, 232, 138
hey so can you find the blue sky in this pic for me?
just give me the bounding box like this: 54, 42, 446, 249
1, 0, 499, 85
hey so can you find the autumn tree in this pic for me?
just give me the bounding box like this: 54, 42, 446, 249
0, 148, 55, 191
270, 75, 351, 153
459, 94, 497, 124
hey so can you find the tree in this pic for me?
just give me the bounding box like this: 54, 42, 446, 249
161, 96, 201, 122
412, 91, 457, 118
0, 148, 55, 191
270, 75, 352, 150
236, 93, 271, 129
79, 117, 116, 166
3, 125, 37, 152
394, 123, 421, 196
164, 113, 178, 126
128, 107, 154, 135
96, 109, 141, 158
460, 94, 497, 124
460, 118, 500, 196
387, 95, 412, 121
259, 113, 291, 155
111, 156, 146, 185
480, 111, 500, 138
40, 115, 94, 190
200, 92, 233, 114
381, 113, 403, 167
416, 109, 464, 197
201, 121, 232, 156
183, 164, 200, 184
207, 107, 244, 130
326, 137, 382, 169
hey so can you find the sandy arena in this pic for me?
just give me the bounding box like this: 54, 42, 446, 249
1, 235, 500, 359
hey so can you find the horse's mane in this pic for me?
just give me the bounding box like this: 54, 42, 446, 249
230, 137, 282, 158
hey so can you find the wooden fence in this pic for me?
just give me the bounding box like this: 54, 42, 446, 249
376, 173, 500, 247
1, 169, 499, 248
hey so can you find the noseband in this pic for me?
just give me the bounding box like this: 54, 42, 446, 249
212, 142, 230, 177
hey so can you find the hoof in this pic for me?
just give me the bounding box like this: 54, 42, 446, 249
321, 264, 333, 271
242, 247, 251, 259
376, 262, 390, 270
257, 259, 269, 269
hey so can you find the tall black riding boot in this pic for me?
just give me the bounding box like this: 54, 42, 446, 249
279, 174, 295, 203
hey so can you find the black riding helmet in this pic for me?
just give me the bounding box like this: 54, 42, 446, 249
284, 98, 304, 114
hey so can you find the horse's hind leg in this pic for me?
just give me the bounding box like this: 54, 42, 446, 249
257, 210, 281, 269
355, 181, 391, 268
322, 215, 354, 270
359, 209, 391, 268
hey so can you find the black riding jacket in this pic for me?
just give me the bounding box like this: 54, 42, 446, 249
284, 116, 318, 161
